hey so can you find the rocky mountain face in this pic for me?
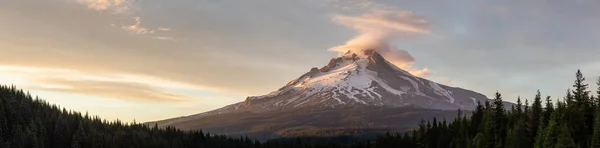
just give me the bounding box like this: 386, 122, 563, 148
150, 49, 501, 140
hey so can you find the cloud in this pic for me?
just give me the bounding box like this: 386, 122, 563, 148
30, 77, 193, 102
0, 66, 204, 102
122, 17, 155, 35
153, 36, 176, 41
76, 0, 174, 40
76, 0, 132, 13
330, 10, 432, 76
157, 27, 172, 31
308, 0, 392, 11
332, 10, 430, 34
121, 17, 176, 40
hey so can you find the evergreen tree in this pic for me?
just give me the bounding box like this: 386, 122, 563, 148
591, 104, 600, 148
542, 117, 559, 148
597, 77, 600, 102
573, 70, 590, 104
556, 123, 577, 148
53, 115, 70, 148
471, 101, 485, 136
591, 80, 600, 148
570, 70, 591, 147
506, 119, 527, 148
533, 118, 547, 148
531, 90, 543, 137
544, 96, 554, 124
0, 103, 7, 142
72, 122, 86, 148
472, 133, 486, 148
492, 92, 507, 147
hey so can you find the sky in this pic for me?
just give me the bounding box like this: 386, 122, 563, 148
2, 0, 600, 122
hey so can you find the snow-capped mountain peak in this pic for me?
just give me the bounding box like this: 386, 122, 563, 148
196, 49, 491, 116
151, 49, 508, 139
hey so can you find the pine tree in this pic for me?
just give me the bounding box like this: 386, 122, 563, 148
53, 116, 70, 148
573, 70, 590, 104
472, 133, 486, 148
570, 70, 591, 147
597, 77, 600, 102
517, 97, 523, 115
556, 123, 577, 148
480, 105, 495, 148
531, 90, 543, 137
471, 102, 485, 136
492, 92, 506, 147
533, 119, 547, 148
0, 103, 7, 142
542, 111, 560, 148
591, 80, 600, 148
544, 96, 554, 124
506, 119, 527, 148
72, 122, 86, 148
591, 105, 600, 148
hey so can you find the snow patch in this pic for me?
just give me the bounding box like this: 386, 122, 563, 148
470, 97, 477, 105
401, 76, 420, 94
429, 82, 455, 103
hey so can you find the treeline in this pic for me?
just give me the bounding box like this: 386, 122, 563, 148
2, 70, 600, 148
0, 85, 264, 148
376, 70, 600, 148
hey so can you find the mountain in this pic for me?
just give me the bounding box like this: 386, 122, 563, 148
150, 49, 503, 140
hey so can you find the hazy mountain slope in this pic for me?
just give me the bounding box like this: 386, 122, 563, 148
155, 106, 462, 140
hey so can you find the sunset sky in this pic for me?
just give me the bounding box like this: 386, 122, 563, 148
2, 0, 600, 122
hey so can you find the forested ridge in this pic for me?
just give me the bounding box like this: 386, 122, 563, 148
1, 70, 600, 148
375, 70, 600, 148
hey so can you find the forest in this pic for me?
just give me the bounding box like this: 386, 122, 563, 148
1, 70, 600, 148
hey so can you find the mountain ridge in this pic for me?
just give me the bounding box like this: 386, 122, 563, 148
151, 49, 509, 139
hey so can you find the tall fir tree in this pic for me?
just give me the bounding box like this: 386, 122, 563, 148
571, 70, 591, 147
533, 118, 547, 148
556, 123, 577, 148
544, 96, 554, 125
597, 77, 600, 102
492, 92, 507, 147
591, 79, 600, 148
72, 122, 86, 148
542, 112, 560, 148
531, 90, 543, 138
573, 70, 590, 104
591, 102, 600, 148
506, 119, 527, 148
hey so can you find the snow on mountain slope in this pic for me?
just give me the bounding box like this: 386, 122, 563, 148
148, 50, 511, 139
150, 49, 514, 140
179, 49, 490, 120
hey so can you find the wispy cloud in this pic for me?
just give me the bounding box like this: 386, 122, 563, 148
122, 17, 155, 35
330, 10, 432, 76
157, 27, 172, 31
120, 17, 176, 40
31, 77, 193, 102
153, 36, 176, 41
76, 0, 132, 13
332, 10, 430, 34
0, 66, 202, 102
76, 0, 175, 40
308, 0, 391, 11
